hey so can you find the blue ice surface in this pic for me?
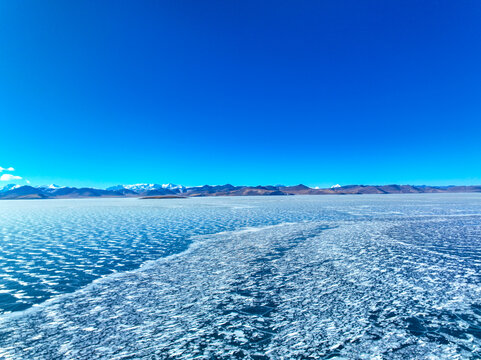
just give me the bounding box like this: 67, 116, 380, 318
0, 194, 480, 358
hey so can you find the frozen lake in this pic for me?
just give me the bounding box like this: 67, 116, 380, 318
0, 194, 480, 358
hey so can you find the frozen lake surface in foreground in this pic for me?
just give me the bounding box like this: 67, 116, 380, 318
0, 194, 480, 358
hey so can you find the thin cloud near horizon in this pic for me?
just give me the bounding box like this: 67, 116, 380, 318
0, 166, 29, 183
0, 167, 15, 172
0, 174, 22, 181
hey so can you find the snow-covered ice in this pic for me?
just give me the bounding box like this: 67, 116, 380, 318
0, 194, 480, 358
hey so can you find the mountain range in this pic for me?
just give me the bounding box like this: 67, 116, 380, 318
1, 183, 481, 199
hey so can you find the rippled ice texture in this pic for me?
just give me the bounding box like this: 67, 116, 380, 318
1, 194, 481, 359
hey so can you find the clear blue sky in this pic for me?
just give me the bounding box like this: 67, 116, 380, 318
1, 1, 480, 188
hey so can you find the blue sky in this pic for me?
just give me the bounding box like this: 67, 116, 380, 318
1, 1, 480, 188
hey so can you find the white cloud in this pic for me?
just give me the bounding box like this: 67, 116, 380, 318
0, 167, 15, 172
0, 174, 22, 181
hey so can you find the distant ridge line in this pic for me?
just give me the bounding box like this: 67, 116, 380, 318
1, 184, 481, 199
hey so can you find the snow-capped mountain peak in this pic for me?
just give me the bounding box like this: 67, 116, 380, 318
38, 184, 63, 190
162, 183, 185, 191
0, 184, 22, 193
106, 183, 186, 193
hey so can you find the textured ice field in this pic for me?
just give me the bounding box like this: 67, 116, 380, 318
0, 194, 481, 358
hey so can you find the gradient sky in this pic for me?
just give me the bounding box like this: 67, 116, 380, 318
1, 1, 480, 188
